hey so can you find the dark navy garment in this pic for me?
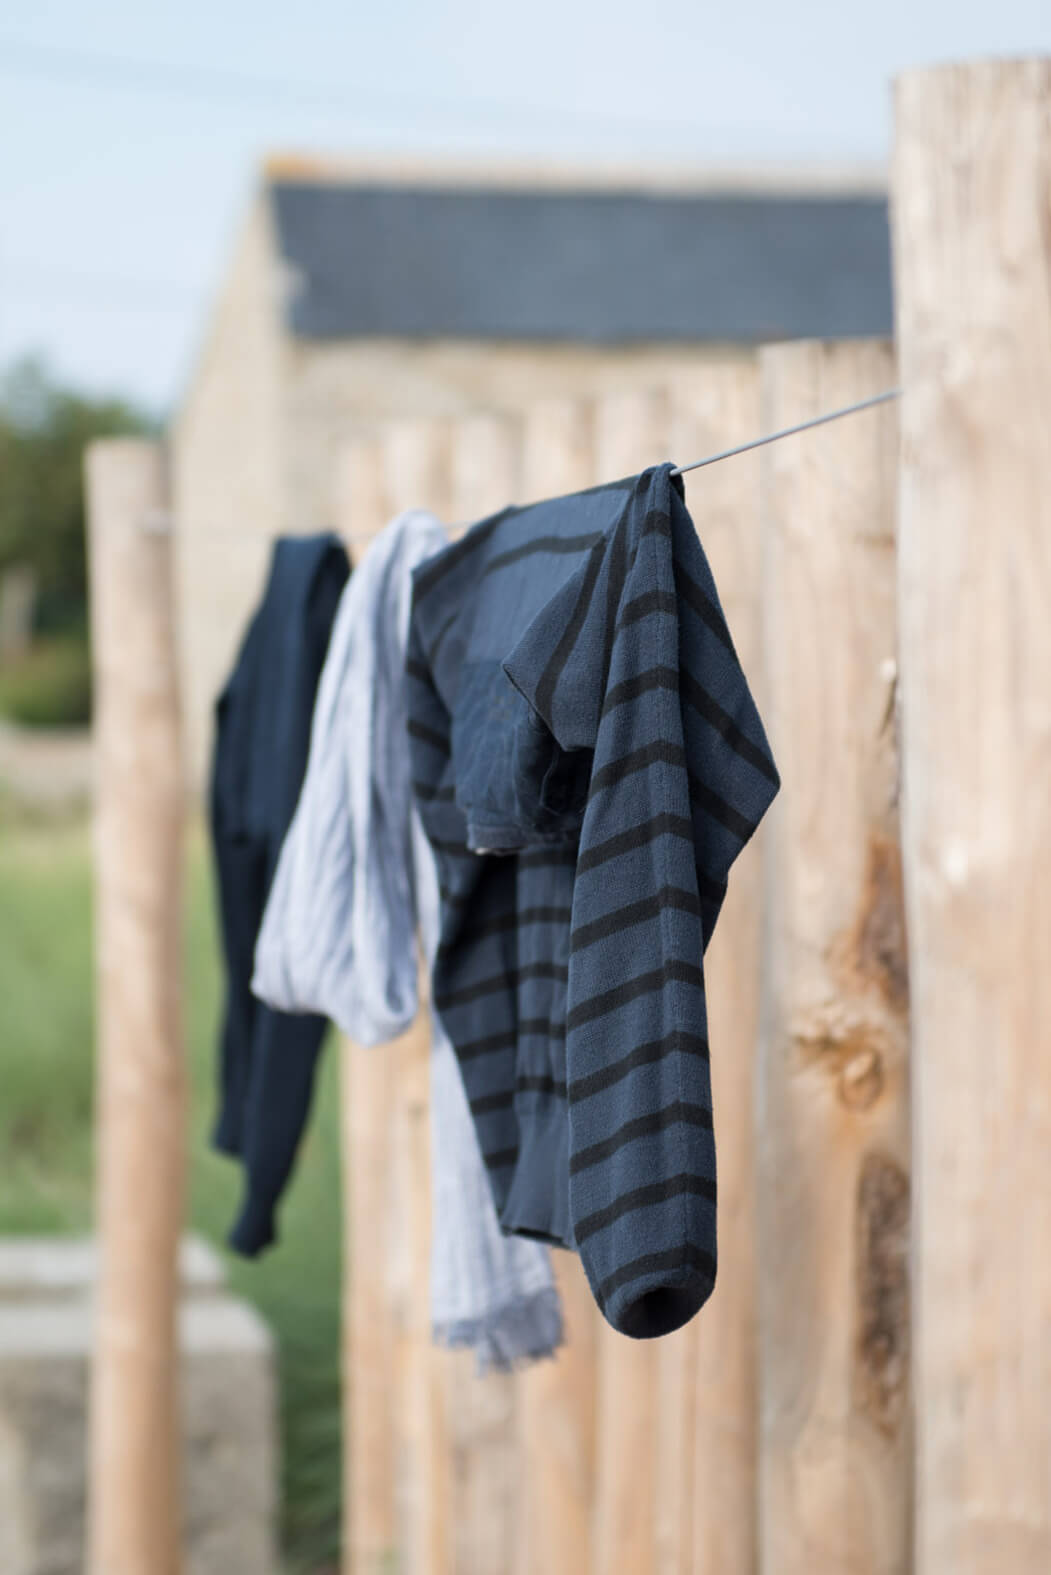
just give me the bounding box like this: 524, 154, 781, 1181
210, 533, 350, 1256
407, 464, 779, 1337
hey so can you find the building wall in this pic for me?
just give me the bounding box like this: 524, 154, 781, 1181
171, 193, 286, 785
279, 337, 735, 537
173, 185, 739, 787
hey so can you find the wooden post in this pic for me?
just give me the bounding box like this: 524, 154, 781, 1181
757, 341, 909, 1575
893, 60, 1051, 1575
590, 389, 670, 1575
338, 436, 400, 1575
85, 440, 185, 1575
379, 420, 455, 1575
661, 359, 764, 1575
515, 398, 600, 1575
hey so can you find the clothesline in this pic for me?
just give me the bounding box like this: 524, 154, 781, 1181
671, 387, 901, 476
136, 388, 903, 535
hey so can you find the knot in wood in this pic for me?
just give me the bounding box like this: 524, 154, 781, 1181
839, 1047, 884, 1109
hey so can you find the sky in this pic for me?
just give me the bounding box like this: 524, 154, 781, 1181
2, 3, 1049, 414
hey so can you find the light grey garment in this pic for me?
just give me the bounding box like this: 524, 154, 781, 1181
252, 510, 562, 1369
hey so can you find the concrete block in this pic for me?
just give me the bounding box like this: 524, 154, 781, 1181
0, 1236, 278, 1575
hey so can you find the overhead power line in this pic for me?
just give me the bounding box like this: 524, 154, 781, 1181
0, 31, 765, 146
3, 260, 205, 313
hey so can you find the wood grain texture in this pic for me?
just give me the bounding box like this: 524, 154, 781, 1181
338, 436, 400, 1575
85, 441, 185, 1575
758, 341, 910, 1575
668, 360, 764, 1575
590, 389, 670, 1575
515, 399, 600, 1575
381, 422, 455, 1575
892, 60, 1051, 1575
520, 397, 596, 505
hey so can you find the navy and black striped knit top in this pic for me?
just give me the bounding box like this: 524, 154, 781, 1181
407, 463, 779, 1338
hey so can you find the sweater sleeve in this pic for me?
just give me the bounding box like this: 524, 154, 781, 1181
503, 465, 778, 1337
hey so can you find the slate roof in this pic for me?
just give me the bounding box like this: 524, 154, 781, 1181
269, 177, 893, 345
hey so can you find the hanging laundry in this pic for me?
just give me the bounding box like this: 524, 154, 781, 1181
407, 463, 780, 1339
253, 511, 563, 1370
210, 533, 350, 1255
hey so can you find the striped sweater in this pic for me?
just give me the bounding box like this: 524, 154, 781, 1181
407, 463, 779, 1337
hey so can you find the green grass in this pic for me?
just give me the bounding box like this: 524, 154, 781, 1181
0, 634, 92, 727
0, 811, 343, 1574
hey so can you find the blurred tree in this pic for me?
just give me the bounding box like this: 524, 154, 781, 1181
0, 357, 154, 634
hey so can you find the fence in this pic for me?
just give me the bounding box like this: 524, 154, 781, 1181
83, 58, 1050, 1575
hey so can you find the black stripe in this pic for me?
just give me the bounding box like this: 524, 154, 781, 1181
588, 737, 687, 798
618, 588, 677, 631
426, 605, 460, 667
568, 1030, 709, 1103
681, 670, 779, 786
627, 506, 672, 567
687, 772, 756, 843
435, 960, 568, 1010
455, 1016, 562, 1061
412, 509, 507, 599
596, 1242, 715, 1305
483, 1146, 518, 1171
405, 657, 431, 684
575, 811, 694, 876
412, 779, 455, 803
471, 1088, 512, 1115
601, 664, 678, 716
677, 569, 735, 655
566, 959, 704, 1031
485, 531, 602, 578
428, 834, 471, 857
438, 884, 472, 907
569, 1099, 713, 1176
533, 539, 605, 720
469, 1073, 567, 1117
407, 719, 449, 756
517, 1073, 566, 1098
453, 1026, 516, 1061
569, 885, 701, 953
575, 1173, 717, 1244
451, 904, 573, 944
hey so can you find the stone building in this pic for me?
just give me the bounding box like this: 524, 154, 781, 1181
172, 156, 892, 780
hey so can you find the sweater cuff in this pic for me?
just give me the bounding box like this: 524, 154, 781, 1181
227, 1186, 278, 1258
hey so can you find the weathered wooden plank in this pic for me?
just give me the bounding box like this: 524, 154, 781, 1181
893, 59, 1051, 1575
379, 421, 456, 1575
757, 340, 909, 1575
666, 359, 764, 1575
337, 435, 400, 1575
85, 441, 185, 1575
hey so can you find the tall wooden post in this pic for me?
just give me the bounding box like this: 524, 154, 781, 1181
337, 435, 401, 1575
590, 388, 670, 1575
85, 440, 185, 1575
757, 342, 910, 1575
663, 359, 764, 1575
893, 59, 1051, 1575
515, 397, 600, 1575
380, 420, 455, 1575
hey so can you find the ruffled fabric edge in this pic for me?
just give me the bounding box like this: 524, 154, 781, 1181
433, 1283, 564, 1375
